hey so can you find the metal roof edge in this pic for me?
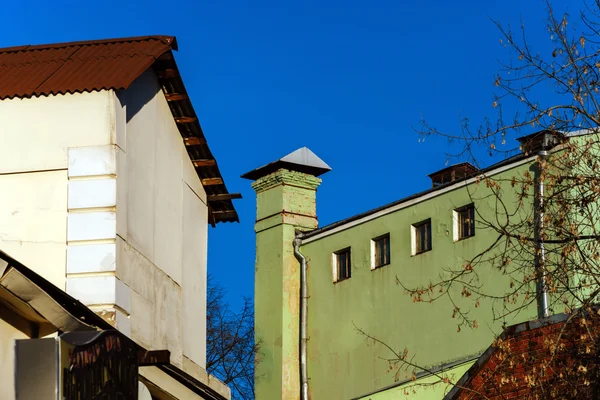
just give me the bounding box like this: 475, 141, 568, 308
299, 153, 531, 243
151, 48, 240, 224
0, 35, 176, 54
0, 249, 227, 398
159, 364, 229, 400
0, 250, 113, 331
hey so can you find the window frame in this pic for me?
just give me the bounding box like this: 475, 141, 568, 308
332, 247, 352, 282
411, 219, 432, 255
453, 204, 475, 242
371, 233, 391, 270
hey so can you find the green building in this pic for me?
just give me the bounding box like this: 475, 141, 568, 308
243, 133, 570, 399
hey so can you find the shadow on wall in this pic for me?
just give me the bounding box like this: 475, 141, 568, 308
118, 70, 160, 123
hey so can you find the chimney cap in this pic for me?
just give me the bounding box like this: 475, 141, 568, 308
241, 147, 331, 180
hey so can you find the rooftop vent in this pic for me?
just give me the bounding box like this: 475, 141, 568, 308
517, 130, 566, 154
428, 162, 479, 188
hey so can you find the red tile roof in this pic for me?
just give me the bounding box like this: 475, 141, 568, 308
0, 36, 239, 223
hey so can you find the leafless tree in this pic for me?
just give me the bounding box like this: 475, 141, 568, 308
358, 1, 600, 397
206, 276, 258, 400
412, 0, 600, 335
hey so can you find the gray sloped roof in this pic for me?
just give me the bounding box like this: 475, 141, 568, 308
241, 147, 331, 180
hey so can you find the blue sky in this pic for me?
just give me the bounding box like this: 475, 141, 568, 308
0, 0, 579, 305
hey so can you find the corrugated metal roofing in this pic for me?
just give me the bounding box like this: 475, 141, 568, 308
0, 36, 175, 99
0, 36, 239, 223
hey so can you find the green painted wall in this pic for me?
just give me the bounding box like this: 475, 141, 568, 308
253, 169, 322, 400
252, 158, 542, 399
296, 161, 538, 399
254, 224, 286, 399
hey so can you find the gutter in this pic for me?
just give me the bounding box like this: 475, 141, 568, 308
293, 238, 309, 400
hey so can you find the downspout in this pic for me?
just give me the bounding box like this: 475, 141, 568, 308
534, 149, 549, 319
293, 237, 309, 400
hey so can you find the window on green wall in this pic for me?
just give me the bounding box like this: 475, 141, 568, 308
411, 219, 432, 255
371, 234, 390, 269
333, 248, 351, 282
454, 204, 475, 241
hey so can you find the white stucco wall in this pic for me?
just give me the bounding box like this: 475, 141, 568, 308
0, 76, 210, 382
115, 70, 209, 369
0, 91, 115, 174
0, 171, 67, 289
0, 91, 115, 290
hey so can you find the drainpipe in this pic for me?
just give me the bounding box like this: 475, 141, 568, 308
293, 237, 309, 400
534, 149, 549, 319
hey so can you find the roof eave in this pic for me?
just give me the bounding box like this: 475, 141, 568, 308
0, 35, 239, 224
149, 50, 240, 224
0, 249, 228, 400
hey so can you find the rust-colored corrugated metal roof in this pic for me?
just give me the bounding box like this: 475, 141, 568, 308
0, 36, 239, 223
0, 36, 176, 99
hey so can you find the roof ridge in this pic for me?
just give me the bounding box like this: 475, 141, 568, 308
0, 35, 176, 54
0, 52, 165, 68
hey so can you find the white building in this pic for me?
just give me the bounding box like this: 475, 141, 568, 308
0, 35, 238, 399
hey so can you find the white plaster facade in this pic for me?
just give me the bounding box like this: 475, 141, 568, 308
0, 70, 210, 375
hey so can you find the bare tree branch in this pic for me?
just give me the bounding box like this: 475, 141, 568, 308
206, 276, 260, 400
358, 1, 600, 397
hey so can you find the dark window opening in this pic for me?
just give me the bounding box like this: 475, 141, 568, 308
456, 204, 475, 240
413, 219, 432, 254
373, 234, 390, 268
335, 248, 351, 282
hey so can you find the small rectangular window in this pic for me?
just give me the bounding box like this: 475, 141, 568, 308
412, 219, 432, 255
333, 248, 351, 282
454, 204, 475, 241
371, 234, 390, 269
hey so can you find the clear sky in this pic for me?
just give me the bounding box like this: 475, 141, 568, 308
0, 0, 581, 306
